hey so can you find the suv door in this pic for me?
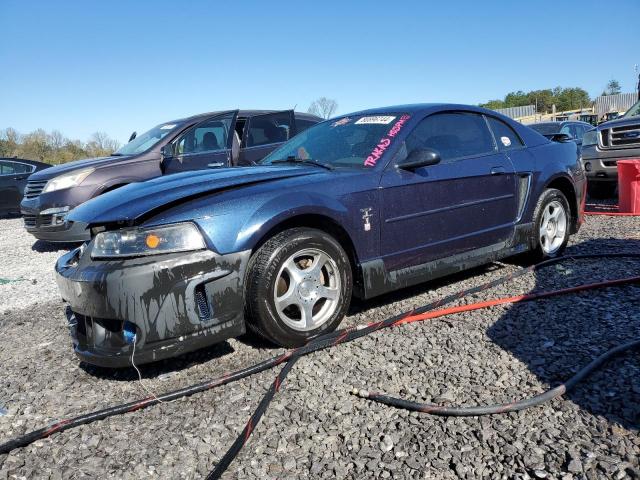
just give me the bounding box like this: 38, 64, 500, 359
163, 110, 238, 174
380, 112, 518, 270
238, 110, 295, 166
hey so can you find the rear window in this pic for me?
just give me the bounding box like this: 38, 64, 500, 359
529, 123, 561, 135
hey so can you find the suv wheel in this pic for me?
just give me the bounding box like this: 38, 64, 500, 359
245, 228, 352, 347
529, 188, 571, 260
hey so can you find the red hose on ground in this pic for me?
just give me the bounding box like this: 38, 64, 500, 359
393, 275, 640, 326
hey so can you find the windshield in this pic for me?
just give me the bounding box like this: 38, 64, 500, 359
623, 100, 640, 118
260, 113, 411, 169
115, 122, 181, 156
529, 123, 561, 135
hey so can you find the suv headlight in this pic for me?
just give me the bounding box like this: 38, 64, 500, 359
91, 223, 206, 259
582, 130, 598, 147
43, 168, 94, 193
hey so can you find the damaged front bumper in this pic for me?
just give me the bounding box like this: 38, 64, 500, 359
55, 244, 250, 367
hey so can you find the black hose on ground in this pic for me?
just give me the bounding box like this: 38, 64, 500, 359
0, 253, 638, 478
351, 339, 640, 415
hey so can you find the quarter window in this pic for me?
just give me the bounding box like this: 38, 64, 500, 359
405, 112, 495, 162
175, 117, 232, 155
486, 116, 524, 151
246, 112, 292, 148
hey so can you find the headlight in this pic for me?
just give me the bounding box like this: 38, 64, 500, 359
43, 168, 94, 193
582, 130, 597, 147
91, 223, 206, 258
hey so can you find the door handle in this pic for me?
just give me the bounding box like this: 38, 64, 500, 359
208, 162, 224, 168
490, 166, 506, 175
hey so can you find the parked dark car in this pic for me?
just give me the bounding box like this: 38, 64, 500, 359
581, 99, 640, 198
528, 120, 594, 146
55, 104, 586, 367
0, 158, 51, 216
20, 110, 321, 242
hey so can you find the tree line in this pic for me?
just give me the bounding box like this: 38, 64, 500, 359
0, 128, 121, 165
480, 80, 623, 113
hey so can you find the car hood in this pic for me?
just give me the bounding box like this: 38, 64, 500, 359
598, 116, 640, 129
68, 166, 324, 226
28, 155, 131, 180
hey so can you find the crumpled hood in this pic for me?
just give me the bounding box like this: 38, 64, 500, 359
28, 155, 127, 180
68, 166, 321, 226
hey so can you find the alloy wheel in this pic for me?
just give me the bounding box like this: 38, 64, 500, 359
539, 200, 567, 254
273, 248, 341, 331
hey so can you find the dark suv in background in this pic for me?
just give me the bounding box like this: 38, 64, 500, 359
0, 158, 51, 215
581, 99, 640, 198
20, 110, 321, 242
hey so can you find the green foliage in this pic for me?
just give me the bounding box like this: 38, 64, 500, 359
605, 79, 621, 96
480, 86, 592, 113
0, 128, 120, 165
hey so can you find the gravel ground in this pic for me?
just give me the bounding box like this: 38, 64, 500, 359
0, 214, 639, 480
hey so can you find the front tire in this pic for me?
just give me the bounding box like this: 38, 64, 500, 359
529, 188, 571, 261
245, 228, 352, 347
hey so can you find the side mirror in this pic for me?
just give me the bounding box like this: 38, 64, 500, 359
160, 144, 174, 160
128, 131, 137, 142
398, 148, 441, 171
549, 133, 573, 143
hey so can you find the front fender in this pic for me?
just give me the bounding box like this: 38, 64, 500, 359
235, 192, 349, 253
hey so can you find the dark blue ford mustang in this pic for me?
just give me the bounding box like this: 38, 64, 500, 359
55, 104, 586, 367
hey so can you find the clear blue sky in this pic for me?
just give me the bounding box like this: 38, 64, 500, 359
1, 0, 638, 143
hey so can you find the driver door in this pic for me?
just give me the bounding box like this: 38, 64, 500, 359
237, 110, 295, 166
163, 110, 238, 174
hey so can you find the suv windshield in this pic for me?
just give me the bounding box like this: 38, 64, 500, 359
115, 122, 181, 156
623, 100, 640, 118
260, 113, 411, 169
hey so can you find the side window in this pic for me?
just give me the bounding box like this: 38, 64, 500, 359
175, 117, 232, 155
0, 161, 16, 175
575, 125, 587, 139
486, 116, 524, 151
559, 124, 574, 138
246, 112, 292, 148
404, 112, 495, 162
295, 119, 318, 134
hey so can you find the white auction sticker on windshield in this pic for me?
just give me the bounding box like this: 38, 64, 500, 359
160, 124, 176, 130
355, 116, 396, 125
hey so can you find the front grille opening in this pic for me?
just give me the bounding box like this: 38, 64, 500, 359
24, 180, 48, 198
195, 285, 211, 321
72, 312, 133, 349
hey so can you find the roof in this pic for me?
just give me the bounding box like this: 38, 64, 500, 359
0, 157, 51, 167
169, 110, 322, 124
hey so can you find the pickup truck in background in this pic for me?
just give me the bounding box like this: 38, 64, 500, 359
581, 99, 640, 198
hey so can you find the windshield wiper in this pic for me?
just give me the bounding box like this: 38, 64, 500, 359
110, 152, 124, 156
271, 156, 334, 171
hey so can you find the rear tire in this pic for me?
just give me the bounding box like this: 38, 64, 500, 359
528, 188, 571, 261
587, 181, 616, 199
245, 228, 352, 347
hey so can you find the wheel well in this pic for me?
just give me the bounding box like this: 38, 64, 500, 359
253, 214, 362, 292
546, 177, 578, 229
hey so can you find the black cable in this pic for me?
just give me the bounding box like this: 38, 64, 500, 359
1, 252, 638, 471
205, 357, 300, 480
351, 339, 640, 415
